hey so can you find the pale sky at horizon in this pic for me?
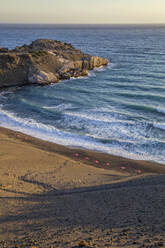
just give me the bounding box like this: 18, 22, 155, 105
0, 0, 165, 24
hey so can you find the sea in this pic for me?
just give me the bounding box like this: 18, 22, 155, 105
0, 24, 165, 164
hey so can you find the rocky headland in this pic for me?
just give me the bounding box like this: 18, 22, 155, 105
0, 39, 108, 88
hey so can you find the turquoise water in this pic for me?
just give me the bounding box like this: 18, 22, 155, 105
0, 24, 165, 164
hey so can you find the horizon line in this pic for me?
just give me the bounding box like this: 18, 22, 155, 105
0, 22, 165, 25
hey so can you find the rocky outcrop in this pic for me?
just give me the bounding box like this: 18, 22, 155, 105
0, 39, 108, 88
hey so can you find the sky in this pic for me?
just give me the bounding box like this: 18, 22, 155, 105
0, 0, 165, 24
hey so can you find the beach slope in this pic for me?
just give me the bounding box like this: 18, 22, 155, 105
0, 126, 165, 247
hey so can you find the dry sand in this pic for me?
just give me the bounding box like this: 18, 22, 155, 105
0, 126, 165, 248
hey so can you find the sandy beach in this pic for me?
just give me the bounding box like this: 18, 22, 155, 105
0, 126, 165, 248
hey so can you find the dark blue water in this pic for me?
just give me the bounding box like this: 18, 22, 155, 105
0, 24, 165, 164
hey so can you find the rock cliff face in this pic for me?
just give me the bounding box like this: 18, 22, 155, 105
0, 39, 108, 88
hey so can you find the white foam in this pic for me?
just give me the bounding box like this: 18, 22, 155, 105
70, 75, 89, 80
64, 111, 117, 123
108, 62, 122, 70
94, 66, 106, 72
90, 63, 111, 74
156, 107, 165, 114
0, 106, 165, 164
0, 89, 13, 99
59, 111, 152, 143
154, 123, 165, 131
43, 103, 73, 111
88, 71, 96, 77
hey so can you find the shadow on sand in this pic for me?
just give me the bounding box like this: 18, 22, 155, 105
0, 175, 165, 247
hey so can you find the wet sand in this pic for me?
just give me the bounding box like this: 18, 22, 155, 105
0, 126, 165, 247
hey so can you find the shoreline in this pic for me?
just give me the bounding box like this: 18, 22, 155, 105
1, 61, 164, 166
0, 126, 165, 175
0, 126, 165, 247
